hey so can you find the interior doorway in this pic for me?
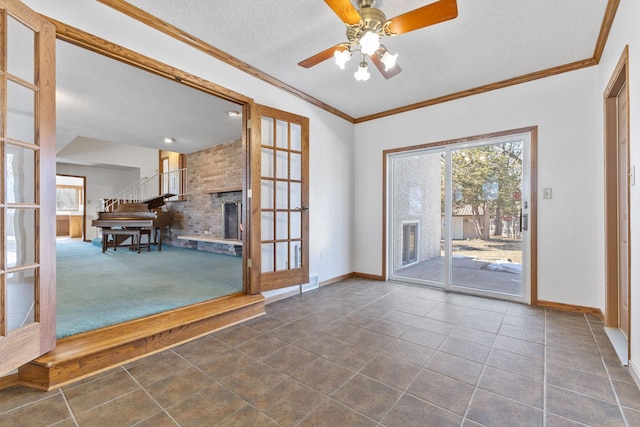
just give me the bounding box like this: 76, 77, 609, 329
604, 46, 630, 365
386, 128, 535, 303
55, 175, 86, 240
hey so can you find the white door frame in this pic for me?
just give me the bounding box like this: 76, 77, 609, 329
385, 128, 536, 304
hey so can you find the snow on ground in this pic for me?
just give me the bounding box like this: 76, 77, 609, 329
487, 259, 522, 274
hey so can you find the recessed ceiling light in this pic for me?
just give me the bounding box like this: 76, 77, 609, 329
164, 137, 175, 143
227, 110, 241, 117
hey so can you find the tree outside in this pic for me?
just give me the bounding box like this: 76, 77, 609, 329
449, 141, 523, 240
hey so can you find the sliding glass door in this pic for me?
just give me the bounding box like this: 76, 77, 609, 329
388, 132, 531, 302
390, 149, 446, 286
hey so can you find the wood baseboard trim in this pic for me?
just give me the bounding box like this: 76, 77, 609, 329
536, 300, 604, 320
0, 373, 18, 391
320, 272, 355, 287
18, 293, 265, 391
353, 272, 385, 281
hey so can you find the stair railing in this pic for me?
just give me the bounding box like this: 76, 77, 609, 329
101, 168, 187, 212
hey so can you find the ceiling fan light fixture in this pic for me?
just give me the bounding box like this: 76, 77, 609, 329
354, 61, 370, 81
334, 49, 352, 69
359, 31, 380, 56
380, 51, 398, 70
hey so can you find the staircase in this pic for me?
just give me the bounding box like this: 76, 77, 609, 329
101, 168, 187, 212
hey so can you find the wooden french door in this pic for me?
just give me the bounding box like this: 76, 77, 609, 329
0, 0, 57, 376
249, 105, 309, 293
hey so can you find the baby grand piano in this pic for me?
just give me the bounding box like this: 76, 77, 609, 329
92, 194, 173, 253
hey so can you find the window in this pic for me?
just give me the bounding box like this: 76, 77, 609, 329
402, 222, 418, 265
56, 185, 82, 211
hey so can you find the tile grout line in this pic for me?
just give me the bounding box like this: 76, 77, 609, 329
585, 315, 631, 426
294, 282, 413, 426
121, 364, 186, 427
57, 388, 79, 427
167, 345, 283, 426
358, 286, 461, 426
458, 299, 503, 427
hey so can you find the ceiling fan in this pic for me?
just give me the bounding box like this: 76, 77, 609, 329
298, 0, 458, 81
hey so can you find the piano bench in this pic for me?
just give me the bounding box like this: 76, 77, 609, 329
102, 229, 150, 253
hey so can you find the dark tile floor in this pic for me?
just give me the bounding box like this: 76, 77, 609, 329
1, 279, 640, 426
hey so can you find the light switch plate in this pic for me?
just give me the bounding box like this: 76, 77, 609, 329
543, 188, 552, 199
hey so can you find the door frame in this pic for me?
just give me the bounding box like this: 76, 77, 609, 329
52, 21, 255, 292
55, 174, 87, 241
604, 45, 631, 357
383, 126, 538, 304
52, 21, 312, 295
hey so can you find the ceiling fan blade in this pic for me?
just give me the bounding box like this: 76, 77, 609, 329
370, 47, 402, 79
324, 0, 361, 25
386, 0, 458, 35
298, 44, 347, 68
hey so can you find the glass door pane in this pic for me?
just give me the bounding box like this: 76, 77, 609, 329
259, 115, 304, 273
450, 140, 524, 296
0, 1, 57, 375
389, 150, 445, 286
250, 105, 309, 293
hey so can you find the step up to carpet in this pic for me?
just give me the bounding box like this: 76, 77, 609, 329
18, 293, 264, 391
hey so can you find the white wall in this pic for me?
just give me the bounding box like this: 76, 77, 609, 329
57, 163, 141, 240
57, 137, 158, 180
597, 0, 640, 381
355, 67, 602, 309
25, 0, 355, 285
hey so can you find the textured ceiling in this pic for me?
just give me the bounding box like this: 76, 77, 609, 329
29, 0, 612, 160
55, 40, 243, 156
126, 0, 610, 118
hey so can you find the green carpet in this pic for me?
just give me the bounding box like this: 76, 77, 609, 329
56, 238, 242, 338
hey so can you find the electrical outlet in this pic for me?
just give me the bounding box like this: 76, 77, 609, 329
543, 188, 552, 199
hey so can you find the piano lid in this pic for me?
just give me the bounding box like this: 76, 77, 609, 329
143, 193, 176, 210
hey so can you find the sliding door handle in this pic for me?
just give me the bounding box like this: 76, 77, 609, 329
521, 214, 528, 231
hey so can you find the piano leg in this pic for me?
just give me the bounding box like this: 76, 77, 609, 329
139, 229, 151, 252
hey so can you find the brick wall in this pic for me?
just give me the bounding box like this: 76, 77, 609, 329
165, 139, 243, 246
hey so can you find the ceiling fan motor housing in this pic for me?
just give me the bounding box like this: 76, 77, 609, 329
347, 4, 387, 44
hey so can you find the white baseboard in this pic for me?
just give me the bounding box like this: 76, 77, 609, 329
630, 359, 640, 389
604, 327, 629, 366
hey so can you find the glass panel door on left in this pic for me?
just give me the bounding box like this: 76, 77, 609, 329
389, 150, 445, 287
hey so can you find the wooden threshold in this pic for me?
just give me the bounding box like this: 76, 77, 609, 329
18, 293, 265, 391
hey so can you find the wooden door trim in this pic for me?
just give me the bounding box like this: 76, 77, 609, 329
603, 46, 630, 345
47, 20, 255, 295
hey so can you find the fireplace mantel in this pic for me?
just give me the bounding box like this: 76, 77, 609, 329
205, 186, 242, 196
